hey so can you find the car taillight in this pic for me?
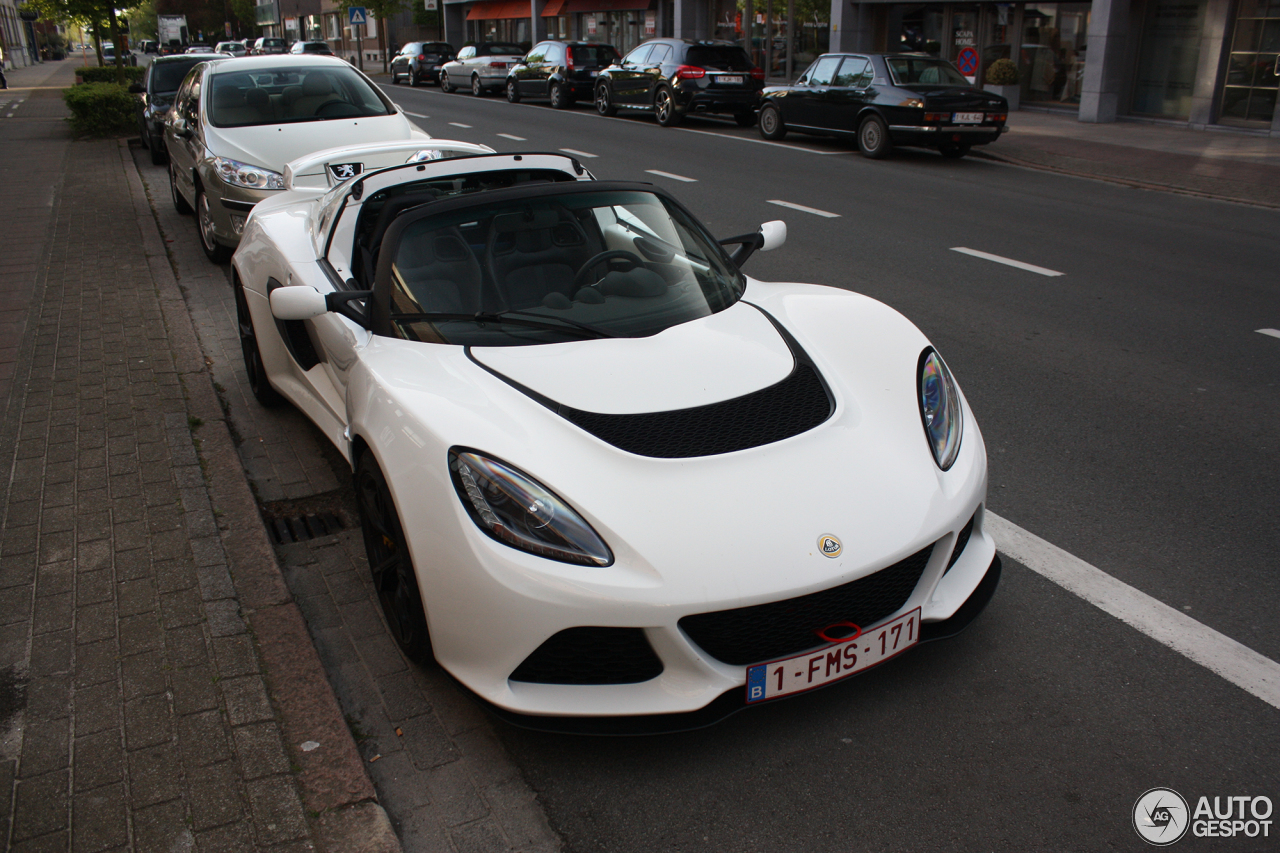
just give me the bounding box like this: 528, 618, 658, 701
750, 67, 765, 80
674, 65, 705, 80
566, 53, 575, 70
418, 54, 426, 61
924, 112, 949, 122
989, 112, 1007, 122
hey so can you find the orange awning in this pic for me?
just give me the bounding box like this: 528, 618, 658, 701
466, 0, 533, 20
541, 0, 568, 16
560, 0, 651, 11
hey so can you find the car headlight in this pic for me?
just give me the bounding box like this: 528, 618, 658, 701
449, 449, 613, 566
918, 348, 963, 471
213, 156, 284, 190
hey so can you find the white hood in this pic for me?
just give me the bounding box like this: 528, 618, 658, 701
205, 113, 424, 173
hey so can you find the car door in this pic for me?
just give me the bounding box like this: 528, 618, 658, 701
517, 42, 550, 95
823, 56, 873, 132
392, 43, 412, 76
640, 42, 671, 103
455, 45, 476, 74
792, 54, 841, 127
540, 43, 566, 93
611, 43, 654, 104
167, 70, 202, 204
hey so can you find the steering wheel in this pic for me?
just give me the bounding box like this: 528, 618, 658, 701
315, 99, 360, 118
572, 250, 646, 291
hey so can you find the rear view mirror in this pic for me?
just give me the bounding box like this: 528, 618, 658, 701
719, 219, 788, 268
270, 286, 328, 320
759, 220, 787, 252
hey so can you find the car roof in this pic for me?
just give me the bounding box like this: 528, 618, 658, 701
203, 54, 356, 75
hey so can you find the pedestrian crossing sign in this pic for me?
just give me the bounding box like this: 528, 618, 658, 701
348, 6, 368, 25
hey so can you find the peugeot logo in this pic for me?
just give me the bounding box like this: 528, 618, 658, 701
329, 162, 363, 180
818, 535, 842, 558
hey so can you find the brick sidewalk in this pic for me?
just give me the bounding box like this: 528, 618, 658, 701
0, 126, 397, 850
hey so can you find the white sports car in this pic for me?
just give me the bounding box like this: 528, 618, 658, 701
232, 143, 1001, 732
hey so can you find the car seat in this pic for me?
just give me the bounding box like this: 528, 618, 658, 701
390, 225, 483, 315
289, 72, 338, 118
484, 207, 598, 310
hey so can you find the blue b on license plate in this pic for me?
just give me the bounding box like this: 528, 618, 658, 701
745, 608, 920, 703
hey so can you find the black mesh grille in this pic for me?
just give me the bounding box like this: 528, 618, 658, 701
510, 627, 664, 685
678, 545, 934, 666
557, 363, 832, 458
945, 513, 975, 574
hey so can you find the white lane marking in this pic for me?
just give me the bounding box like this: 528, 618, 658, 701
559, 148, 598, 158
1257, 328, 1280, 339
987, 512, 1280, 711
448, 121, 472, 128
673, 125, 849, 154
950, 247, 1064, 277
403, 111, 429, 118
645, 169, 697, 182
767, 200, 840, 218
497, 133, 526, 141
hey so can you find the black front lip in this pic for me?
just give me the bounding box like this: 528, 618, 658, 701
472, 553, 1002, 736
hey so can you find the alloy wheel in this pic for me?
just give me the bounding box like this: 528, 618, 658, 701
655, 88, 681, 126
471, 74, 484, 96
169, 161, 191, 214
197, 191, 230, 263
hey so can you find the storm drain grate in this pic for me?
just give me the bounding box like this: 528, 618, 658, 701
266, 513, 345, 544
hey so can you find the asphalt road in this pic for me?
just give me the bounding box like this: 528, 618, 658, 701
374, 81, 1280, 851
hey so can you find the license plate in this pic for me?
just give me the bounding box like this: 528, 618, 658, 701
719, 75, 744, 84
589, 70, 599, 77
953, 111, 984, 123
745, 608, 920, 703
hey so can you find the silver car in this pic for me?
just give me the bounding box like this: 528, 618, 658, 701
439, 42, 524, 96
163, 55, 431, 262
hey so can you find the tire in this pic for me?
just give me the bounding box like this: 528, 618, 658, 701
506, 78, 520, 103
733, 109, 754, 127
355, 452, 433, 664
857, 114, 892, 159
758, 103, 786, 140
549, 81, 569, 109
595, 83, 617, 116
654, 87, 682, 126
390, 68, 399, 84
940, 142, 971, 159
196, 189, 231, 264
149, 133, 167, 165
440, 71, 454, 93
409, 68, 420, 87
169, 161, 192, 214
234, 276, 282, 408
471, 74, 485, 97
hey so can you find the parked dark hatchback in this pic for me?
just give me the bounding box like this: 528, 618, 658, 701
390, 41, 455, 86
506, 41, 619, 108
289, 40, 334, 55
594, 39, 763, 127
759, 52, 1008, 159
130, 54, 211, 165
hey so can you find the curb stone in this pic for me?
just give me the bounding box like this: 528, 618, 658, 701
119, 139, 402, 852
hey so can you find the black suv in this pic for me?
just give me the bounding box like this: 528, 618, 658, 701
506, 41, 619, 108
594, 39, 763, 127
129, 54, 210, 165
391, 41, 455, 86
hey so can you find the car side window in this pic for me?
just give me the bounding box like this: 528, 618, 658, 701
833, 57, 871, 87
807, 55, 841, 87
622, 44, 653, 66
546, 44, 566, 65
526, 43, 549, 64
458, 46, 475, 60
646, 44, 670, 65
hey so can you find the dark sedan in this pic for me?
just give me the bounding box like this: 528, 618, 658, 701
129, 54, 210, 165
390, 41, 455, 86
758, 52, 1008, 159
506, 41, 618, 108
594, 39, 763, 127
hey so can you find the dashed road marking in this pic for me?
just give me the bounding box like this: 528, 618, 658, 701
448, 121, 472, 128
559, 148, 598, 158
403, 111, 428, 118
951, 247, 1064, 277
645, 169, 696, 182
1257, 328, 1280, 339
767, 199, 840, 218
987, 511, 1280, 711
497, 133, 526, 141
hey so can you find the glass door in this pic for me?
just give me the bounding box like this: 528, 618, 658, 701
1219, 0, 1280, 124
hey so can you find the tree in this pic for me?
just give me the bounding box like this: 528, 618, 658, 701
336, 0, 409, 72
22, 0, 148, 80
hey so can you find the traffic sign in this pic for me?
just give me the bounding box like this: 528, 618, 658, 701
348, 6, 367, 26
956, 47, 978, 77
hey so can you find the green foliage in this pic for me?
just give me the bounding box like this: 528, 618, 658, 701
985, 57, 1019, 85
78, 65, 144, 83
62, 82, 137, 136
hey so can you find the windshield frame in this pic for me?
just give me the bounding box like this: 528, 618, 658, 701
369, 181, 745, 346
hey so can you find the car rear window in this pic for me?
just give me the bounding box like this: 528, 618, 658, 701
886, 56, 970, 86
570, 44, 618, 66
154, 60, 205, 92
685, 45, 752, 71
479, 43, 523, 56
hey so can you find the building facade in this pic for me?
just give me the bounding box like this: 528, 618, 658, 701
0, 0, 36, 68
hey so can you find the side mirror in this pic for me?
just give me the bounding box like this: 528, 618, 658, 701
758, 220, 787, 252
270, 286, 328, 320
719, 220, 788, 268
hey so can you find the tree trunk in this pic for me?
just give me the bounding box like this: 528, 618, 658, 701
92, 23, 103, 68
380, 19, 387, 73
107, 7, 124, 84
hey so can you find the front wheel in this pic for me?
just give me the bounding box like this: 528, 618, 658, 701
471, 74, 485, 97
196, 189, 231, 264
234, 277, 282, 407
440, 71, 454, 93
595, 83, 617, 116
356, 453, 433, 665
758, 103, 786, 140
506, 79, 521, 103
549, 81, 570, 109
857, 114, 892, 159
654, 87, 681, 126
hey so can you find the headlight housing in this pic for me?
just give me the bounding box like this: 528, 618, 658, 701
448, 449, 613, 566
213, 156, 284, 190
918, 348, 963, 471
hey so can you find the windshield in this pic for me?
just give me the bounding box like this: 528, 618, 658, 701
208, 65, 394, 127
153, 59, 205, 92
382, 189, 743, 346
886, 56, 971, 86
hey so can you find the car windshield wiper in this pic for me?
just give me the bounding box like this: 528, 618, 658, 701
392, 311, 618, 339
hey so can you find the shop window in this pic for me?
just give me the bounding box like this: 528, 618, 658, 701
1219, 0, 1280, 123
1019, 3, 1090, 105
1132, 0, 1207, 117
